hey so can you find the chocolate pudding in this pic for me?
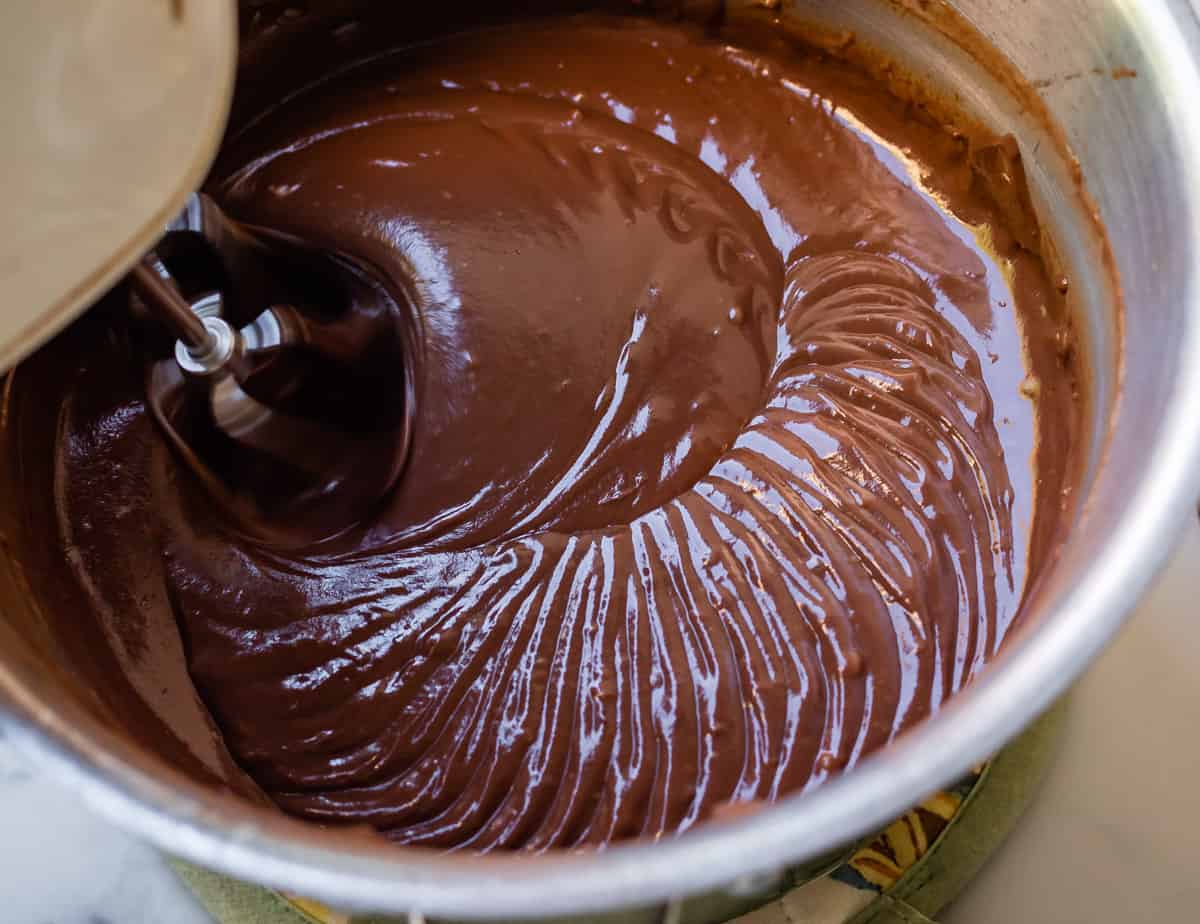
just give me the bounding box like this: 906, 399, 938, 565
4, 5, 1082, 851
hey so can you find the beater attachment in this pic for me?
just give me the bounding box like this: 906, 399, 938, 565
132, 194, 414, 546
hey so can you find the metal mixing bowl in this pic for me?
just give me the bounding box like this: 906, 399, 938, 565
3, 0, 1200, 918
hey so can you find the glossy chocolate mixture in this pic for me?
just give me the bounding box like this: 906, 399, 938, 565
9, 9, 1080, 850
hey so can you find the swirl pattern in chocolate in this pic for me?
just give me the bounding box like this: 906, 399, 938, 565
21, 12, 1079, 850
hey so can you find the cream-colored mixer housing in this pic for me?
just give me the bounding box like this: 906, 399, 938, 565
0, 0, 235, 371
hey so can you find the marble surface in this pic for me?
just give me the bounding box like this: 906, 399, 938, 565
0, 743, 209, 922
1, 515, 1197, 922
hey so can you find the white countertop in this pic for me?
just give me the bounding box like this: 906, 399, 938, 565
2, 515, 1198, 923
945, 514, 1200, 924
0, 745, 209, 922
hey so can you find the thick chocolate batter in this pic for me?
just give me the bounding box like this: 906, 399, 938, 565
12, 9, 1080, 850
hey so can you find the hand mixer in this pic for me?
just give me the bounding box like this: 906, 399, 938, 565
2, 1, 412, 549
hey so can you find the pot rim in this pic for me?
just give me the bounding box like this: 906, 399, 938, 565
5, 0, 1200, 918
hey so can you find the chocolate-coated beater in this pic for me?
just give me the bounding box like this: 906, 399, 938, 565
132, 193, 415, 548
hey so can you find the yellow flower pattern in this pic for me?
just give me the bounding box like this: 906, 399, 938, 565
283, 895, 350, 924
847, 790, 965, 890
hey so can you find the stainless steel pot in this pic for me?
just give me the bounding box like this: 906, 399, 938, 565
3, 0, 1200, 918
